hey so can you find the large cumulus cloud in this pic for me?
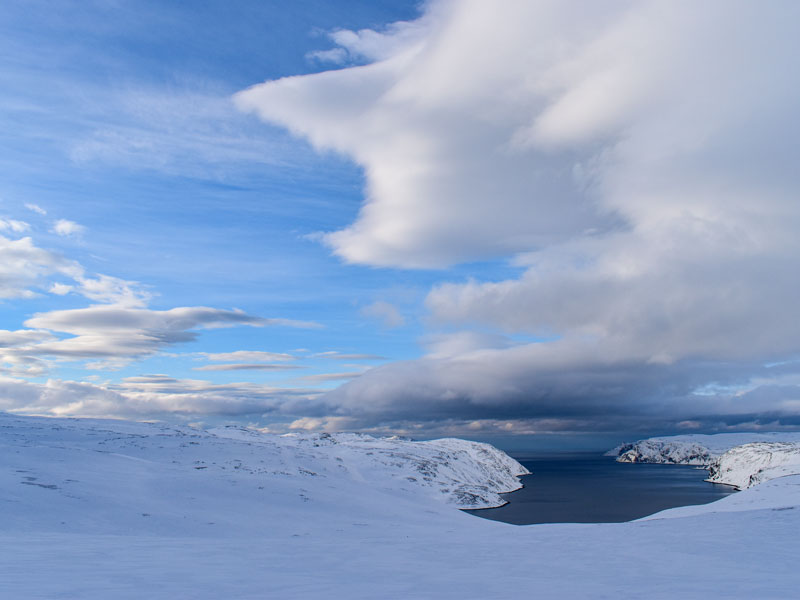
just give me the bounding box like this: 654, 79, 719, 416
235, 0, 800, 435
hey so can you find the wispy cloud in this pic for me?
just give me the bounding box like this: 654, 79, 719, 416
67, 86, 325, 180
25, 306, 269, 360
24, 203, 47, 216
299, 371, 365, 384
201, 350, 297, 362
0, 329, 56, 377
193, 363, 303, 372
51, 219, 86, 237
314, 351, 386, 361
359, 301, 405, 329
0, 375, 323, 419
0, 234, 82, 299
0, 218, 31, 233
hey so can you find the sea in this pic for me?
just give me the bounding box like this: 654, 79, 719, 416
465, 451, 738, 525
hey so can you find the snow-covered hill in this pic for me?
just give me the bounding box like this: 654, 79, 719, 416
707, 442, 800, 490
609, 432, 800, 491
608, 432, 800, 465
209, 425, 529, 508
4, 413, 800, 598
0, 412, 527, 524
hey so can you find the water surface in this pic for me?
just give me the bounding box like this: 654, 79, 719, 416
466, 452, 737, 525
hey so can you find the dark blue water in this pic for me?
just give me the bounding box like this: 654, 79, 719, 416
466, 452, 737, 525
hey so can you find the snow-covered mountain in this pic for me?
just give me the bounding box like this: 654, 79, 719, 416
608, 432, 800, 465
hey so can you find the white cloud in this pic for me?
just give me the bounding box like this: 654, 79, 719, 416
72, 274, 152, 307
307, 18, 430, 65
2, 306, 318, 375
287, 416, 356, 432
237, 1, 800, 433
201, 350, 296, 362
49, 282, 73, 295
235, 1, 627, 267
0, 231, 150, 306
0, 218, 31, 233
51, 219, 86, 237
306, 47, 349, 65
193, 364, 302, 372
300, 371, 365, 384
25, 203, 47, 216
317, 352, 386, 361
359, 301, 405, 328
24, 306, 269, 360
0, 375, 322, 419
0, 329, 56, 378
0, 329, 55, 347
237, 1, 800, 269
421, 331, 513, 358
0, 234, 82, 299
0, 228, 319, 375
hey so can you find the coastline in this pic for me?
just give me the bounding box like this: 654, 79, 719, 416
463, 451, 737, 524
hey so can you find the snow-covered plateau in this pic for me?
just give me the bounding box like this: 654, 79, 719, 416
3, 413, 800, 598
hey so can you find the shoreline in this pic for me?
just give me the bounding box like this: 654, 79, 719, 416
462, 452, 736, 524
461, 478, 528, 512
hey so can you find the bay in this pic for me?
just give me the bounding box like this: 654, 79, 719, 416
466, 451, 737, 525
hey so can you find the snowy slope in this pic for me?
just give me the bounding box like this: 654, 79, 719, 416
3, 413, 800, 599
707, 442, 800, 490
0, 412, 527, 526
608, 432, 800, 465
639, 474, 800, 520
209, 426, 529, 508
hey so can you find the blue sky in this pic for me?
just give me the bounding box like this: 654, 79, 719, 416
0, 0, 528, 435
2, 1, 800, 447
1, 2, 421, 394
2, 3, 429, 366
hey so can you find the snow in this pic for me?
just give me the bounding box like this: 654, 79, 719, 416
642, 475, 800, 520
208, 426, 530, 508
608, 432, 800, 465
707, 442, 800, 490
609, 432, 800, 491
3, 413, 800, 598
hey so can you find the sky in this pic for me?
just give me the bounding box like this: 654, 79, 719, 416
2, 0, 800, 449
